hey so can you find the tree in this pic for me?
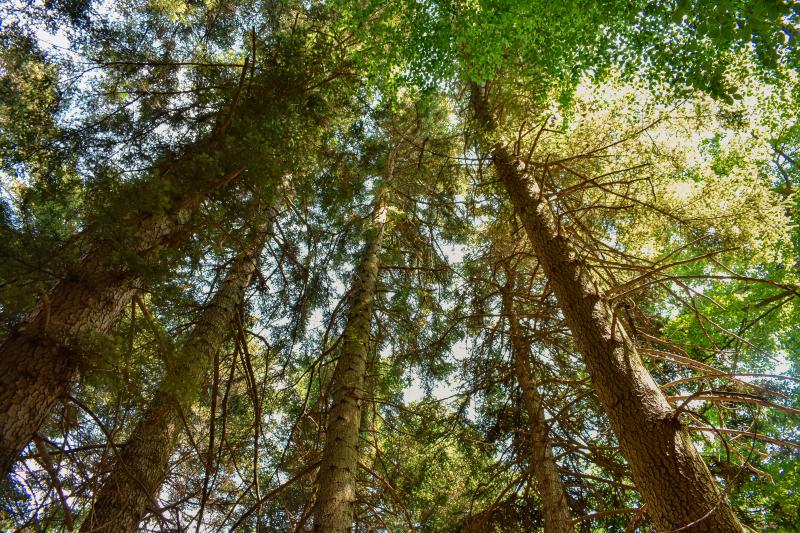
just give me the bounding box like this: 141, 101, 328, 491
2, 1, 800, 531
474, 83, 742, 529
312, 96, 466, 530
80, 192, 281, 532
311, 187, 387, 531
0, 2, 353, 478
500, 261, 574, 533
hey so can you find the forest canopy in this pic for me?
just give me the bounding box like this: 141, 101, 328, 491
1, 0, 800, 531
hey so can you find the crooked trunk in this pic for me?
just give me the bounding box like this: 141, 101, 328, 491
79, 205, 275, 533
312, 199, 387, 533
491, 141, 742, 531
500, 270, 574, 533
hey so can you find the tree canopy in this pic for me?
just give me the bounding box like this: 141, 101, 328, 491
1, 0, 800, 531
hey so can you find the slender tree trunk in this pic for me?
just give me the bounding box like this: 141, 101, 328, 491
80, 203, 274, 533
312, 195, 388, 533
500, 267, 574, 533
473, 86, 743, 531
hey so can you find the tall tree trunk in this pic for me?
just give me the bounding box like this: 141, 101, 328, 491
496, 143, 743, 532
80, 202, 275, 533
473, 86, 743, 531
0, 158, 244, 478
500, 266, 574, 533
312, 195, 388, 533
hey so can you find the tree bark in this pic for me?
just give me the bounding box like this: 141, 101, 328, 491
500, 267, 575, 533
312, 195, 387, 533
472, 85, 743, 531
79, 203, 274, 533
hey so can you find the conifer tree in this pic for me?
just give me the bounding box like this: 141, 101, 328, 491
2, 1, 800, 531
80, 192, 282, 532
471, 84, 743, 530
0, 4, 352, 477
500, 262, 574, 533
312, 189, 388, 532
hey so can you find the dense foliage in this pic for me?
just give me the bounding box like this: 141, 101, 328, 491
1, 0, 799, 531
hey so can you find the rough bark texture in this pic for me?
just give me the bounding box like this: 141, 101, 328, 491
312, 200, 387, 533
500, 271, 574, 533
0, 158, 243, 478
0, 256, 140, 478
80, 211, 271, 533
491, 142, 743, 531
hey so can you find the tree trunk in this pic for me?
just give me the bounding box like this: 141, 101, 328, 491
0, 159, 243, 478
312, 196, 387, 533
500, 267, 575, 533
80, 203, 274, 533
472, 85, 743, 531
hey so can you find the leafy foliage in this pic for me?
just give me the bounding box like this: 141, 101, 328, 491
2, 0, 800, 531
